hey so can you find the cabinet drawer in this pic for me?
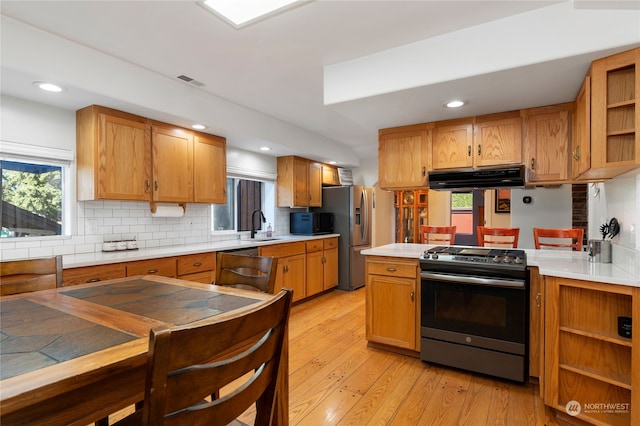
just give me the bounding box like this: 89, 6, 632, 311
63, 263, 126, 286
126, 257, 176, 277
178, 271, 214, 284
177, 252, 215, 276
306, 240, 323, 253
323, 237, 338, 250
260, 242, 306, 258
367, 258, 417, 279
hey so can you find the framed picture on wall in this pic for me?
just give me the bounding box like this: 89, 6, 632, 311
495, 189, 511, 213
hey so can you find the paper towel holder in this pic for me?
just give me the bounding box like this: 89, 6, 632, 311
150, 202, 186, 215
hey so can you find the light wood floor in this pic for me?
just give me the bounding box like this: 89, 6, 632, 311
109, 287, 582, 425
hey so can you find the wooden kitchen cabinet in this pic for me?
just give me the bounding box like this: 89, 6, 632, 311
584, 47, 640, 179
76, 105, 152, 201
528, 267, 543, 384
522, 103, 571, 183
432, 112, 522, 170
365, 256, 419, 351
394, 189, 428, 243
572, 75, 591, 179
378, 123, 430, 189
276, 156, 322, 207
193, 133, 227, 204
126, 257, 177, 278
544, 276, 639, 425
260, 242, 306, 302
176, 252, 216, 284
151, 122, 193, 204
306, 237, 339, 297
63, 263, 127, 286
322, 164, 340, 186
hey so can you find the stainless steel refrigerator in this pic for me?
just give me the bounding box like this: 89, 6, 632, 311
316, 185, 372, 291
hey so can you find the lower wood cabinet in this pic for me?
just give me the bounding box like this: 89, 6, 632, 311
126, 257, 177, 278
544, 276, 639, 425
306, 237, 339, 297
176, 252, 216, 284
260, 242, 306, 302
63, 263, 127, 286
365, 256, 419, 351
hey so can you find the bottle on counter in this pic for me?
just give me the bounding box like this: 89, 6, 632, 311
267, 223, 273, 238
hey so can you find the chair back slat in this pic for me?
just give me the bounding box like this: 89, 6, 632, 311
477, 227, 520, 248
142, 288, 293, 426
533, 228, 584, 251
420, 225, 456, 245
215, 253, 277, 294
0, 256, 62, 296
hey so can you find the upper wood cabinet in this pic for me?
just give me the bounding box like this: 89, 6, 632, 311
582, 47, 640, 179
378, 123, 430, 189
76, 105, 227, 204
432, 112, 522, 171
522, 103, 571, 183
276, 156, 322, 207
151, 122, 193, 203
572, 76, 591, 179
193, 133, 227, 204
322, 164, 340, 186
76, 105, 152, 201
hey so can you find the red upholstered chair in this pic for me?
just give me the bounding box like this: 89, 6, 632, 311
420, 225, 456, 245
477, 226, 520, 248
533, 228, 584, 251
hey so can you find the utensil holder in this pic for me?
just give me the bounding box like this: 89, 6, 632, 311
588, 239, 611, 263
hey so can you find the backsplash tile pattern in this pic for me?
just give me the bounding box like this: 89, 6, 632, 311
0, 201, 294, 261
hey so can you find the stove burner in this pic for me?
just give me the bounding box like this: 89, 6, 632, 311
420, 246, 527, 270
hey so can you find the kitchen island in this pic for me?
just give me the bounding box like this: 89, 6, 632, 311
362, 243, 640, 426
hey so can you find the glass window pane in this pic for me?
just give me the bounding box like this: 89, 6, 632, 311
212, 178, 235, 231
1, 160, 63, 238
451, 191, 473, 234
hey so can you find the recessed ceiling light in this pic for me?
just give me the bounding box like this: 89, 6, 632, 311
192, 124, 206, 130
328, 161, 337, 165
260, 146, 271, 151
33, 81, 66, 93
201, 0, 307, 28
444, 100, 465, 108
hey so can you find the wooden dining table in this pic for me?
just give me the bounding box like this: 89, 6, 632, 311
0, 275, 288, 425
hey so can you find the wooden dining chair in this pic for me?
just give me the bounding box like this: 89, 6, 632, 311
114, 287, 293, 426
477, 226, 520, 248
420, 225, 456, 245
215, 252, 278, 294
0, 255, 63, 296
533, 228, 584, 251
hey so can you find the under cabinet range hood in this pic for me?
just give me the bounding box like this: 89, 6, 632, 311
428, 165, 526, 191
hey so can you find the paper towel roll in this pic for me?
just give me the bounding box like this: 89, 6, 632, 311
151, 204, 185, 218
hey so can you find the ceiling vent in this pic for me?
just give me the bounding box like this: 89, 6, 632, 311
176, 74, 205, 87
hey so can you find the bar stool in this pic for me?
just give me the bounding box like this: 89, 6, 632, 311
420, 225, 456, 245
533, 228, 584, 251
477, 226, 520, 248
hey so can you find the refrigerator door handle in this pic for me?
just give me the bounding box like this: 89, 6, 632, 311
361, 189, 368, 243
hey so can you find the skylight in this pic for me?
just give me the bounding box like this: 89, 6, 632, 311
202, 0, 306, 28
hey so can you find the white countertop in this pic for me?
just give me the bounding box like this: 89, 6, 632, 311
362, 243, 640, 288
64, 234, 339, 268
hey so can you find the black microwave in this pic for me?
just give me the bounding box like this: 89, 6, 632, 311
290, 212, 334, 235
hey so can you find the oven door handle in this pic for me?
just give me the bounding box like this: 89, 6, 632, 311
420, 271, 525, 289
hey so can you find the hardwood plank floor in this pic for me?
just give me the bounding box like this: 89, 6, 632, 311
107, 287, 584, 425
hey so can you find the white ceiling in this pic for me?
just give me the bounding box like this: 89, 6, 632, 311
1, 1, 639, 168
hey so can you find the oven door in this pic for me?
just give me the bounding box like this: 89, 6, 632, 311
420, 271, 527, 355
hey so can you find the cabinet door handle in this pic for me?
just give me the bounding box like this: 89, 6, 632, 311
410, 291, 415, 302
477, 144, 482, 156
572, 146, 581, 161
536, 292, 541, 308
87, 278, 101, 283
386, 267, 397, 272
422, 166, 426, 177
145, 180, 150, 192
467, 145, 471, 156
154, 180, 158, 191
193, 262, 202, 267
284, 265, 289, 273
147, 268, 159, 274
530, 158, 536, 170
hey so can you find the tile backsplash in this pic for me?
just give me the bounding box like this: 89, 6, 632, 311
0, 201, 295, 261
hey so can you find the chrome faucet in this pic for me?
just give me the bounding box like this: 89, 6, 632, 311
251, 209, 266, 239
